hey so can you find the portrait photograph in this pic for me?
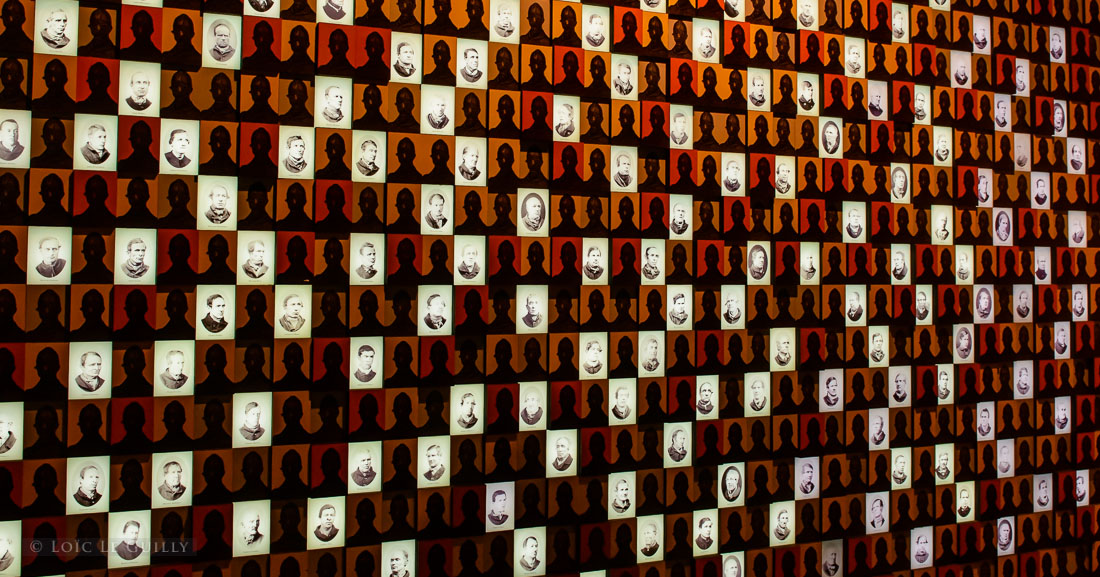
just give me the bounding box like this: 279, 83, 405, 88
489, 0, 521, 43
955, 481, 977, 522
518, 382, 548, 430
274, 285, 311, 339
636, 515, 665, 563
935, 365, 955, 405
113, 228, 156, 286
0, 110, 30, 168
484, 482, 516, 531
307, 496, 346, 550
955, 245, 974, 285
546, 429, 579, 477
746, 68, 771, 111
151, 452, 192, 509
352, 131, 387, 182
720, 285, 746, 329
418, 435, 452, 488
639, 239, 665, 285
417, 286, 452, 336
72, 114, 118, 170
608, 379, 636, 425
582, 5, 610, 51
349, 337, 383, 388
722, 553, 745, 577
934, 443, 954, 485
553, 95, 581, 143
581, 238, 609, 285
1075, 469, 1087, 504
454, 235, 487, 285
202, 16, 242, 69
517, 189, 549, 237
349, 233, 385, 286
769, 501, 796, 546
890, 447, 912, 490
277, 126, 315, 179
795, 456, 820, 500
607, 472, 635, 519
516, 285, 549, 334
578, 332, 608, 380
456, 39, 489, 88
868, 408, 890, 449
772, 157, 796, 200
666, 286, 693, 331
664, 422, 693, 468
889, 244, 910, 285
27, 226, 73, 285
841, 201, 866, 243
818, 118, 842, 158
421, 185, 455, 235
973, 285, 994, 324
695, 375, 719, 420
348, 441, 383, 493
232, 500, 271, 557
34, 0, 79, 56
996, 438, 1015, 478
232, 391, 272, 448
610, 54, 638, 100
1054, 396, 1073, 434
313, 76, 352, 129
450, 384, 485, 435
796, 73, 819, 115
692, 509, 719, 555
421, 85, 455, 135
744, 372, 771, 417
244, 0, 277, 16
867, 81, 889, 120
888, 366, 912, 408
382, 541, 417, 577
610, 146, 637, 192
719, 463, 745, 507
911, 526, 933, 568
67, 456, 110, 514
0, 404, 22, 462
867, 326, 889, 368
160, 119, 201, 175
668, 106, 693, 150
888, 163, 909, 203
1030, 171, 1050, 209
68, 341, 112, 399
721, 152, 746, 195
844, 285, 867, 327
843, 37, 865, 78
770, 327, 797, 371
455, 137, 486, 186
996, 517, 1015, 555
865, 492, 890, 534
693, 19, 719, 63
197, 176, 238, 230
746, 241, 771, 285
317, 0, 354, 24
514, 527, 547, 575
1033, 474, 1054, 511
818, 369, 844, 412
952, 323, 974, 363
236, 231, 277, 285
932, 125, 953, 167
153, 340, 196, 397
194, 286, 235, 340
913, 85, 932, 125
0, 521, 19, 574
108, 511, 151, 568
821, 540, 843, 576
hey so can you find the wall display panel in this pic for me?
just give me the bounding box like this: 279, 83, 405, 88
0, 0, 1099, 576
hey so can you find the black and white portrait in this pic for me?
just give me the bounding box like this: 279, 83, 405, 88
722, 554, 744, 577
696, 376, 717, 418
152, 453, 192, 508
72, 115, 114, 170
889, 367, 911, 408
842, 202, 865, 242
581, 240, 608, 284
774, 157, 795, 197
350, 338, 382, 388
745, 374, 771, 417
517, 286, 548, 333
693, 511, 717, 553
890, 447, 911, 489
422, 86, 454, 134
114, 229, 155, 285
746, 242, 770, 283
553, 98, 579, 141
844, 38, 864, 77
233, 502, 270, 556
609, 379, 636, 425
611, 55, 637, 98
868, 327, 888, 366
519, 384, 546, 429
35, 1, 77, 55
996, 517, 1015, 555
819, 370, 844, 412
770, 328, 796, 371
0, 112, 29, 167
956, 482, 976, 520
769, 501, 795, 546
457, 41, 488, 87
640, 240, 664, 284
795, 457, 819, 499
868, 409, 889, 448
418, 437, 450, 487
275, 287, 310, 338
418, 287, 452, 336
611, 147, 636, 191
237, 232, 275, 284
517, 189, 548, 236
720, 464, 744, 505
608, 473, 634, 518
579, 333, 607, 379
637, 518, 664, 562
161, 121, 199, 174
721, 285, 745, 328
278, 129, 314, 179
911, 528, 933, 568
109, 513, 150, 568
450, 385, 484, 435
421, 186, 454, 235
350, 234, 384, 285
890, 164, 909, 201
746, 68, 770, 110
819, 119, 841, 157
666, 288, 692, 330
348, 442, 382, 492
198, 178, 236, 230
490, 0, 519, 42
485, 483, 515, 530
68, 458, 108, 514
515, 529, 546, 575
318, 0, 352, 23
865, 493, 889, 534
455, 138, 485, 185
722, 153, 745, 194
28, 227, 71, 284
154, 341, 194, 396
390, 33, 422, 82
308, 498, 345, 549
547, 431, 578, 477
454, 237, 485, 284
953, 324, 973, 362
353, 132, 386, 181
69, 343, 111, 398
796, 74, 817, 114
797, 0, 818, 29
203, 17, 241, 69
638, 332, 664, 376
233, 392, 271, 448
693, 20, 718, 61
996, 439, 1015, 478
315, 78, 351, 128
